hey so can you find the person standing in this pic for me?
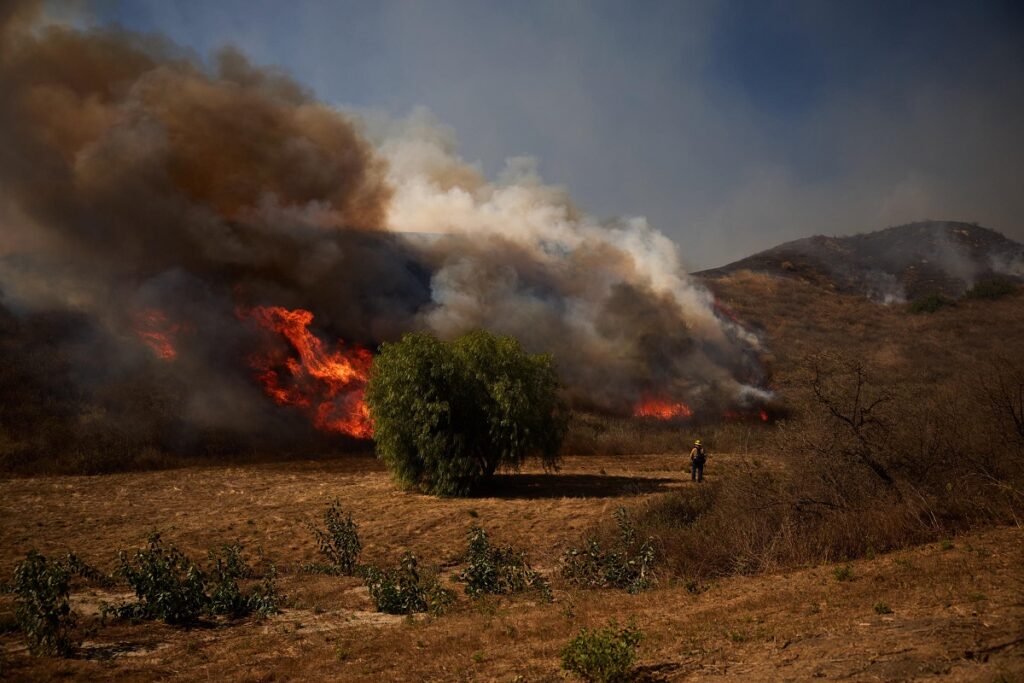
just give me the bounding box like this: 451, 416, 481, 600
690, 439, 707, 482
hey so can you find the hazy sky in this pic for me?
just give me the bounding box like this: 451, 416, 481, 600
89, 0, 1024, 269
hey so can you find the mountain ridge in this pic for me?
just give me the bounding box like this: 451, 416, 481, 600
697, 220, 1024, 302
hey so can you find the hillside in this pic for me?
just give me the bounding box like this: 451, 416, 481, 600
698, 221, 1024, 302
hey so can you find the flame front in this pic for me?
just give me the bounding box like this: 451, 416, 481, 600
724, 408, 771, 422
242, 306, 373, 439
634, 396, 693, 420
133, 309, 181, 360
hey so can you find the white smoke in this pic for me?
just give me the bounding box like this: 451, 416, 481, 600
362, 108, 766, 412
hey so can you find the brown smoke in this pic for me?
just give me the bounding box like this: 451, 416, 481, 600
0, 3, 769, 465
1, 4, 388, 272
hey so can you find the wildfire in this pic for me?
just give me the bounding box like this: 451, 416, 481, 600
133, 309, 182, 360
634, 396, 694, 420
241, 306, 373, 439
724, 408, 771, 422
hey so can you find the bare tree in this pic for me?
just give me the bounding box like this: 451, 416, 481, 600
806, 354, 902, 497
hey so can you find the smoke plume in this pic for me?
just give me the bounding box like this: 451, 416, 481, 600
0, 3, 767, 456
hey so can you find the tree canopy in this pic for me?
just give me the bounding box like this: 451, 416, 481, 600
365, 330, 567, 496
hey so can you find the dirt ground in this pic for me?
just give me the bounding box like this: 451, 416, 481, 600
1, 454, 1022, 681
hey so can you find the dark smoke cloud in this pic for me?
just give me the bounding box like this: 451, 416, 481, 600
0, 1, 427, 447
0, 2, 767, 460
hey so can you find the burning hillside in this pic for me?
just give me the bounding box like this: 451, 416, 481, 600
0, 2, 769, 458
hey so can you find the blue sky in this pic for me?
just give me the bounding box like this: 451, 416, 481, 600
88, 0, 1024, 268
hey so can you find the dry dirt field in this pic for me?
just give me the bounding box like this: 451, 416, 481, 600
1, 454, 1022, 681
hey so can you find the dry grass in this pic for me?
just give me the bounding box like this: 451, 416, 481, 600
561, 412, 771, 457
1, 456, 1021, 681
703, 270, 1024, 390
0, 455, 681, 579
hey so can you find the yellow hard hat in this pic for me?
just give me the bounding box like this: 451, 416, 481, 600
694, 439, 701, 445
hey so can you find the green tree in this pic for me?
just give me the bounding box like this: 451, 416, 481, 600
366, 330, 567, 496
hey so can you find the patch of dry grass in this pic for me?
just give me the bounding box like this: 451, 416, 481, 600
0, 457, 1021, 680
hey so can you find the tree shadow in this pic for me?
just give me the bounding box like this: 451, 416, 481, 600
473, 473, 676, 499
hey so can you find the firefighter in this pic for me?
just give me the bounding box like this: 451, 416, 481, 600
690, 439, 707, 483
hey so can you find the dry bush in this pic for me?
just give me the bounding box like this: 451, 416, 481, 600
561, 507, 656, 593
562, 412, 773, 456
604, 353, 1024, 583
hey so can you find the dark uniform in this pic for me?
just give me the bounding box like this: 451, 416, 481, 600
690, 444, 706, 482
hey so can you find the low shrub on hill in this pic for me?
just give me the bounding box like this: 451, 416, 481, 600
458, 526, 550, 599
363, 553, 454, 615
908, 293, 956, 313
562, 507, 656, 593
111, 533, 209, 624
207, 544, 280, 618
7, 551, 78, 657
561, 620, 643, 683
108, 533, 280, 625
965, 277, 1018, 300
4, 551, 115, 657
305, 500, 361, 576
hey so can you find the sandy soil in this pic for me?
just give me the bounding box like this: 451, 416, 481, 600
1, 455, 1022, 681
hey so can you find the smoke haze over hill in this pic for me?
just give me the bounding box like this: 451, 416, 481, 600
699, 221, 1024, 302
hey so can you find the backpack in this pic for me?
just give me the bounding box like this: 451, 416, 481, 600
692, 445, 706, 461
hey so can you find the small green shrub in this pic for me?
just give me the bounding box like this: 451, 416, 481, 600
207, 543, 251, 619
562, 507, 656, 593
561, 620, 643, 683
113, 533, 209, 625
110, 534, 280, 624
833, 565, 854, 582
458, 526, 550, 600
241, 565, 282, 618
9, 551, 78, 656
306, 500, 361, 575
908, 294, 955, 314
873, 601, 892, 615
965, 278, 1017, 300
363, 553, 454, 615
207, 543, 281, 618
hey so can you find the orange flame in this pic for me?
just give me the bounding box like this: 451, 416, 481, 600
242, 306, 373, 439
133, 309, 182, 360
634, 396, 693, 420
725, 408, 771, 422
